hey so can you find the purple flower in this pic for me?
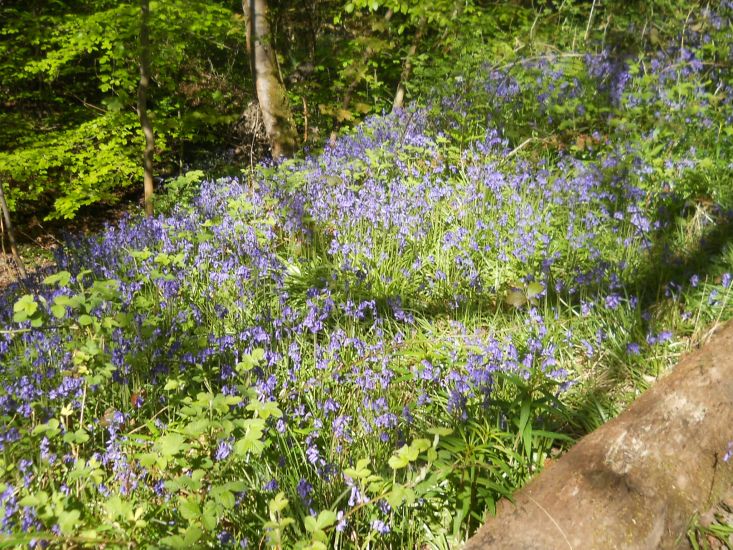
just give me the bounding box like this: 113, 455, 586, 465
336, 511, 347, 532
215, 439, 233, 461
371, 519, 390, 534
724, 442, 733, 462
605, 294, 622, 310
296, 478, 313, 507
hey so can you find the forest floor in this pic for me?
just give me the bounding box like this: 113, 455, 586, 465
0, 196, 140, 290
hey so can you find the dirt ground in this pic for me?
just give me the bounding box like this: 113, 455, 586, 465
0, 198, 138, 292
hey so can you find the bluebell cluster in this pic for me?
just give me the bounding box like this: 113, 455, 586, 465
1, 4, 733, 544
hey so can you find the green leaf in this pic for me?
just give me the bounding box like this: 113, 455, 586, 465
105, 495, 132, 520
202, 501, 219, 531
159, 535, 186, 549
183, 525, 203, 546
234, 426, 265, 456
78, 314, 94, 326
57, 509, 81, 535
505, 290, 527, 309
344, 458, 371, 480
51, 304, 66, 319
130, 248, 153, 261
178, 497, 201, 521
386, 483, 414, 508
389, 443, 420, 470
137, 453, 158, 468
246, 400, 282, 420
268, 492, 289, 514
213, 488, 235, 510
157, 433, 186, 457
43, 271, 71, 287
410, 438, 431, 453
13, 294, 38, 322
74, 428, 90, 443
427, 427, 453, 436
526, 281, 544, 299
518, 401, 530, 434
32, 418, 60, 436
305, 510, 337, 532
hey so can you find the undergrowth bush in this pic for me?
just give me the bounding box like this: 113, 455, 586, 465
1, 3, 733, 548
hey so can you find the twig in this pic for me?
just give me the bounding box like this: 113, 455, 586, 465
70, 93, 107, 114
584, 0, 597, 41
502, 137, 538, 164
250, 104, 260, 177
302, 96, 309, 144
0, 328, 32, 335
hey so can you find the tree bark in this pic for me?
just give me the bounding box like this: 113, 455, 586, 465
392, 17, 426, 112
464, 321, 733, 550
137, 0, 155, 217
0, 181, 27, 280
243, 0, 298, 160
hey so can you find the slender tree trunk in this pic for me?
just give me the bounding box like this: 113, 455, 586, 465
0, 182, 27, 280
330, 9, 393, 147
243, 0, 298, 160
392, 17, 426, 112
137, 0, 155, 217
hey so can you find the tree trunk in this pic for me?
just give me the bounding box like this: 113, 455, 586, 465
0, 181, 27, 280
137, 0, 155, 217
464, 321, 733, 550
243, 0, 298, 160
392, 17, 426, 112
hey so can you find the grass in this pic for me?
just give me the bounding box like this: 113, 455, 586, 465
1, 3, 733, 548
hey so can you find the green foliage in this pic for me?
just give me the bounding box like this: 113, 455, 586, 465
2, 1, 733, 547
0, 0, 246, 218
155, 170, 206, 214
